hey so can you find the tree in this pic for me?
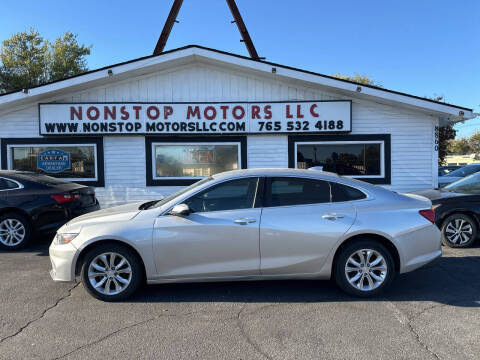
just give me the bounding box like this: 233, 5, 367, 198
422, 95, 457, 166
333, 73, 381, 87
0, 28, 91, 93
49, 32, 90, 81
447, 137, 471, 155
0, 28, 49, 92
468, 131, 480, 154
438, 125, 456, 165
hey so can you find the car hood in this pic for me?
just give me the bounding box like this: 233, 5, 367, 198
66, 201, 145, 226
408, 189, 467, 201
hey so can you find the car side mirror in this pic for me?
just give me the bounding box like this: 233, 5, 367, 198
170, 203, 191, 216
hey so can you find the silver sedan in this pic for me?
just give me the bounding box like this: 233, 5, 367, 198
49, 169, 441, 301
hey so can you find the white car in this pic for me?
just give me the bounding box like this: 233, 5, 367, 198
49, 169, 441, 301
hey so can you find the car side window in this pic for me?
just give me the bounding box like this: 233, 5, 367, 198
184, 177, 259, 213
0, 178, 20, 191
266, 177, 330, 207
330, 182, 366, 202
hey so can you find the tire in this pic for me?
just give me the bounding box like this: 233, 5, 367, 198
441, 213, 477, 248
334, 240, 396, 297
0, 212, 32, 250
80, 243, 143, 301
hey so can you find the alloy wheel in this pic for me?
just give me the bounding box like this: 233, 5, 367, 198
0, 219, 26, 247
445, 218, 473, 245
345, 249, 388, 291
88, 252, 133, 295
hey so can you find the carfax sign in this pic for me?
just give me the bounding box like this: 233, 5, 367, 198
37, 149, 71, 173
39, 101, 352, 135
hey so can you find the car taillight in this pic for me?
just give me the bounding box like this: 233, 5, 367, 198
419, 208, 436, 224
51, 193, 81, 203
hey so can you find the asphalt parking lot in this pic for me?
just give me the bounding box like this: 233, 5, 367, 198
0, 237, 479, 360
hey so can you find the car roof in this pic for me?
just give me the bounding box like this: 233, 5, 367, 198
0, 170, 32, 177
212, 168, 340, 179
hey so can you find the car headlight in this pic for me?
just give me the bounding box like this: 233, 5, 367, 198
55, 233, 79, 245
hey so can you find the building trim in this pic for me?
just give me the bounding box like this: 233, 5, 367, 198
0, 45, 473, 118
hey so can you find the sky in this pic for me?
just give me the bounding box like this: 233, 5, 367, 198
1, 0, 478, 137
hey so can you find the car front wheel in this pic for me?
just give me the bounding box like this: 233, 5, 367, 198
441, 213, 477, 248
80, 243, 143, 301
334, 240, 395, 297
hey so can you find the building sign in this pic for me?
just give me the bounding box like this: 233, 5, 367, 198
39, 101, 352, 136
37, 149, 71, 173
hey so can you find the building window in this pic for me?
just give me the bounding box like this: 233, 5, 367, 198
153, 143, 240, 179
288, 135, 391, 184
146, 136, 247, 186
1, 138, 104, 187
296, 142, 383, 177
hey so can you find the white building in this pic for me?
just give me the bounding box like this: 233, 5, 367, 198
0, 45, 475, 208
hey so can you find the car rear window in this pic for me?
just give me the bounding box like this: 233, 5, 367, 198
330, 182, 366, 202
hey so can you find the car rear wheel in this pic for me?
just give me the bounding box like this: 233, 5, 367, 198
334, 240, 396, 297
0, 213, 32, 250
80, 243, 143, 301
441, 213, 477, 248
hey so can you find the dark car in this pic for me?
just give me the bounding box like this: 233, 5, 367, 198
438, 165, 461, 177
438, 164, 480, 187
411, 172, 480, 248
0, 171, 100, 250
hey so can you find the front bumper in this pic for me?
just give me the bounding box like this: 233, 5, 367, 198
49, 241, 78, 282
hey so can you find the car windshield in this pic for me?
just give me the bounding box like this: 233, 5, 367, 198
147, 177, 214, 209
443, 172, 480, 194
444, 165, 480, 178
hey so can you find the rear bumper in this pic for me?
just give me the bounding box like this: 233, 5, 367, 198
49, 241, 78, 282
397, 224, 442, 274
71, 202, 100, 218
37, 202, 100, 233
401, 249, 442, 273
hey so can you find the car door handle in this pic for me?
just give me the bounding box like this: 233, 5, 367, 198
234, 218, 257, 225
322, 213, 344, 221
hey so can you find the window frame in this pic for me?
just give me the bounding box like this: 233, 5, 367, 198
0, 137, 104, 187
146, 136, 247, 186
264, 176, 332, 208
0, 177, 24, 192
183, 176, 261, 214
330, 181, 368, 203
263, 176, 370, 208
162, 176, 263, 215
288, 134, 391, 185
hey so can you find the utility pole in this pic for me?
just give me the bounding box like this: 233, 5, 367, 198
153, 0, 262, 60
153, 0, 184, 56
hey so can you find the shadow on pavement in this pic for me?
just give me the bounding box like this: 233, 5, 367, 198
2, 239, 480, 308
130, 255, 480, 307
0, 233, 52, 256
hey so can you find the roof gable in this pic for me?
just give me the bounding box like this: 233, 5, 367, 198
0, 45, 474, 121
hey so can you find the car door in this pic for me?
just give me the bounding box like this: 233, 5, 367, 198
152, 177, 262, 280
259, 177, 357, 275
